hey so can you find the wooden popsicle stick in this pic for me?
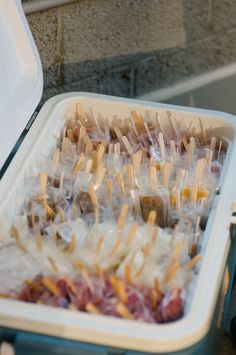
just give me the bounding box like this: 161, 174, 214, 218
68, 234, 76, 254
206, 149, 213, 165
66, 128, 75, 142
85, 303, 101, 314
167, 111, 174, 133
50, 221, 57, 241
130, 117, 142, 143
173, 241, 184, 260
182, 137, 189, 151
42, 277, 60, 295
106, 179, 113, 203
78, 126, 86, 148
59, 171, 64, 190
127, 164, 135, 189
150, 166, 157, 192
194, 158, 205, 184
164, 260, 179, 284
73, 260, 86, 271
64, 278, 77, 295
117, 204, 129, 229
188, 141, 195, 156
175, 188, 181, 212
73, 154, 84, 173
76, 103, 87, 125
117, 280, 128, 304
39, 172, 47, 196
186, 121, 193, 137
177, 169, 185, 185
95, 263, 104, 280
91, 109, 102, 135
116, 303, 133, 320
150, 289, 159, 310
81, 269, 94, 293
97, 144, 105, 163
35, 231, 42, 251
195, 215, 201, 238
85, 137, 93, 156
116, 173, 126, 197
85, 159, 92, 175
61, 135, 67, 157
151, 228, 158, 245
122, 136, 133, 156
163, 161, 171, 188
91, 151, 98, 171
136, 259, 145, 277
144, 121, 153, 142
130, 111, 145, 135
155, 112, 164, 133
114, 127, 124, 145
169, 223, 179, 247
210, 137, 216, 152
52, 148, 60, 165
47, 256, 59, 273
143, 242, 152, 257
154, 277, 161, 294
185, 153, 192, 170
108, 236, 122, 256
72, 204, 78, 219
11, 225, 28, 253
147, 210, 157, 226
56, 206, 64, 223
185, 254, 202, 269
77, 136, 85, 155
168, 111, 180, 139
114, 142, 121, 156
108, 143, 114, 155
199, 117, 207, 143
101, 137, 107, 148
89, 184, 98, 206
149, 156, 156, 169
191, 182, 198, 203
217, 140, 223, 161
124, 264, 132, 284
94, 167, 107, 189
158, 132, 166, 161
132, 151, 141, 178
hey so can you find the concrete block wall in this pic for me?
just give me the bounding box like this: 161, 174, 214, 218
22, 0, 236, 104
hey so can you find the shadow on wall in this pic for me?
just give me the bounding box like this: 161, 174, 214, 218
32, 0, 236, 106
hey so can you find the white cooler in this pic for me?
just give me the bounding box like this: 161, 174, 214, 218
0, 1, 236, 354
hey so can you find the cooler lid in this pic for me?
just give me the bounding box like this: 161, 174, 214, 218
0, 0, 43, 171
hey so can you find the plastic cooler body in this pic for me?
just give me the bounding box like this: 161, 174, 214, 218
1, 2, 236, 354
0, 93, 236, 355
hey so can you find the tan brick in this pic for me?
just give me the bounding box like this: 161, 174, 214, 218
26, 8, 58, 69
63, 0, 186, 64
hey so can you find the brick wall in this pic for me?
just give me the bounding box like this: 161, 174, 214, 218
23, 0, 236, 104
